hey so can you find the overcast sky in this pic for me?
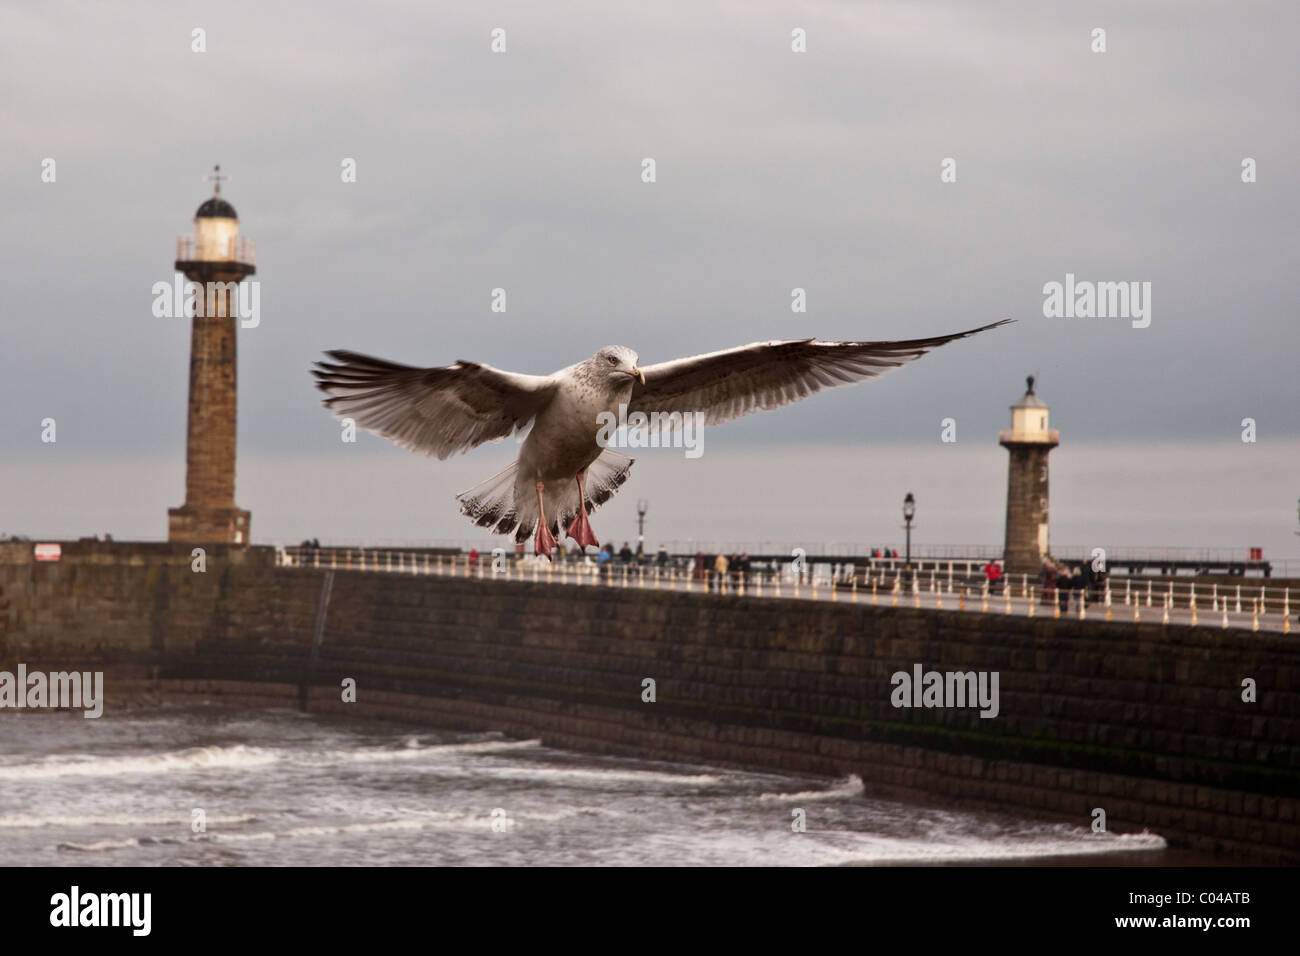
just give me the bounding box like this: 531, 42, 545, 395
2, 1, 1297, 559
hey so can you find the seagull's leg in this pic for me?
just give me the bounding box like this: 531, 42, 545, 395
533, 480, 557, 559
566, 470, 600, 550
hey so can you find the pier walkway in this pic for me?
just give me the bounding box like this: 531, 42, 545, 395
276, 547, 1295, 634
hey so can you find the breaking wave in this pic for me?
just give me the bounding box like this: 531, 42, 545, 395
0, 745, 277, 780
758, 775, 865, 803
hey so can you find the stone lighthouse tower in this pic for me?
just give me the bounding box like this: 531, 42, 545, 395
167, 167, 255, 544
999, 376, 1059, 576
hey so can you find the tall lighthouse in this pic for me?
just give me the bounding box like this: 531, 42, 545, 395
999, 376, 1059, 576
167, 167, 255, 544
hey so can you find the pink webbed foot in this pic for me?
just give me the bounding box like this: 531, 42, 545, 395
567, 507, 599, 551
534, 519, 557, 558
566, 470, 600, 550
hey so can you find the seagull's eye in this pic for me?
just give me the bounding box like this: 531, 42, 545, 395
607, 356, 618, 366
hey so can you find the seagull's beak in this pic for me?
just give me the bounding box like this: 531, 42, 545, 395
625, 367, 645, 384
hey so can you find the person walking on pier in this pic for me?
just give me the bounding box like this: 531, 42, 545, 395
1057, 566, 1073, 613
713, 552, 729, 592
1090, 564, 1107, 601
983, 559, 1003, 594
1069, 565, 1085, 610
1041, 558, 1057, 606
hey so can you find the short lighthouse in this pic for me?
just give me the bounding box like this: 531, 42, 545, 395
999, 376, 1059, 576
167, 166, 255, 544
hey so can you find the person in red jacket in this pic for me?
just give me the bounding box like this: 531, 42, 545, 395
983, 559, 1003, 594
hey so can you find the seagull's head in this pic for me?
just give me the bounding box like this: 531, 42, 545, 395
590, 346, 644, 387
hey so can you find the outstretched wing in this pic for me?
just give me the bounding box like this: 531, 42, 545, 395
627, 320, 1010, 426
312, 350, 560, 459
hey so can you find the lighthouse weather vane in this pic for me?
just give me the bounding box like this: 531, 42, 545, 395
204, 164, 228, 196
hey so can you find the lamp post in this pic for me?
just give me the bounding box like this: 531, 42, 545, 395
636, 499, 649, 556
903, 492, 916, 584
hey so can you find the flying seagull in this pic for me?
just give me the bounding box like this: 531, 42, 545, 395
312, 319, 1010, 557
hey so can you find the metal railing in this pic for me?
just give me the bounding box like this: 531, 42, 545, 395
176, 234, 256, 265
998, 428, 1061, 444
274, 547, 1294, 633
608, 542, 1279, 568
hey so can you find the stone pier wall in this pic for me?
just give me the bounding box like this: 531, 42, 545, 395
0, 542, 1295, 863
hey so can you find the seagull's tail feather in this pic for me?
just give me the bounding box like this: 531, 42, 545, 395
454, 451, 636, 544
574, 450, 634, 522
525, 449, 636, 544
456, 461, 524, 538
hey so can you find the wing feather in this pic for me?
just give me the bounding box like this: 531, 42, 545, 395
628, 320, 1011, 426
312, 350, 559, 459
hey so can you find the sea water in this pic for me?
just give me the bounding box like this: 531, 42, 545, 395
0, 708, 1168, 866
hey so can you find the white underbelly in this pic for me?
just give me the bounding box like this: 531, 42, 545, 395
518, 396, 608, 481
